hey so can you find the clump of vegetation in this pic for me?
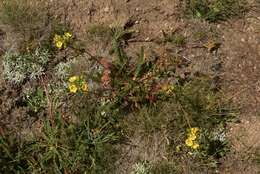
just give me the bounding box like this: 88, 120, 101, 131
184, 0, 247, 22
53, 32, 73, 50
160, 31, 186, 46
54, 59, 76, 81
23, 87, 47, 113
131, 161, 151, 174
3, 48, 50, 84
123, 77, 235, 172
0, 113, 120, 173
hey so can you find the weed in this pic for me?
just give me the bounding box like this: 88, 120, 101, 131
184, 0, 247, 22
3, 48, 50, 84
0, 111, 120, 173
23, 87, 47, 113
54, 59, 76, 81
131, 161, 152, 174
164, 32, 186, 46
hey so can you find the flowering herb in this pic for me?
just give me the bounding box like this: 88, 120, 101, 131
53, 32, 72, 49
185, 127, 200, 150
68, 75, 88, 93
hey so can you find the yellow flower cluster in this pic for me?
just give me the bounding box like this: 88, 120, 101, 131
161, 84, 175, 95
53, 32, 72, 49
68, 76, 88, 93
185, 127, 200, 150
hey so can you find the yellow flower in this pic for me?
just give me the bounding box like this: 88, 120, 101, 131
189, 133, 197, 141
81, 82, 88, 92
190, 127, 199, 135
161, 84, 175, 94
191, 142, 199, 149
69, 76, 79, 83
55, 41, 63, 49
54, 34, 62, 42
185, 138, 193, 147
176, 145, 181, 152
69, 84, 77, 93
64, 32, 72, 39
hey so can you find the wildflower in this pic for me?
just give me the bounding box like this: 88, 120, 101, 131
68, 84, 77, 93
55, 41, 63, 49
53, 32, 72, 49
161, 84, 175, 94
81, 82, 88, 92
69, 76, 79, 83
185, 138, 193, 147
189, 133, 197, 141
191, 143, 199, 149
185, 127, 200, 150
68, 75, 88, 93
190, 127, 199, 135
176, 145, 181, 152
53, 34, 62, 42
64, 32, 72, 39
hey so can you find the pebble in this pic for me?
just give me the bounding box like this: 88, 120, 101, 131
104, 7, 109, 13
145, 37, 150, 41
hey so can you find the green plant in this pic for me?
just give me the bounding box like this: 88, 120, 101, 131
0, 134, 29, 174
55, 59, 76, 81
0, 111, 120, 174
3, 48, 50, 84
23, 87, 47, 113
161, 31, 186, 46
131, 161, 151, 174
185, 0, 247, 22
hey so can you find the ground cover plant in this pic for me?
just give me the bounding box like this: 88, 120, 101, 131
0, 0, 259, 173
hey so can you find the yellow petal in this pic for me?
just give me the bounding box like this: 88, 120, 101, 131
189, 134, 197, 141
176, 145, 181, 152
185, 138, 193, 147
190, 127, 199, 134
81, 82, 88, 92
69, 84, 77, 93
64, 32, 72, 38
69, 76, 79, 83
55, 41, 63, 49
192, 143, 199, 149
54, 34, 62, 42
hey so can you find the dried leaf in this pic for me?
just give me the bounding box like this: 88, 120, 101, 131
100, 58, 113, 69
203, 40, 220, 52
101, 69, 111, 87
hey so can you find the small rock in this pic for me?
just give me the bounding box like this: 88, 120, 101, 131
145, 37, 150, 41
104, 7, 109, 13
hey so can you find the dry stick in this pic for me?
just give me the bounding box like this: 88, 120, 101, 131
40, 77, 54, 125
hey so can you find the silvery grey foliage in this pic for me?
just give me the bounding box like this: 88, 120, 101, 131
3, 48, 50, 84
131, 161, 151, 174
54, 59, 76, 81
